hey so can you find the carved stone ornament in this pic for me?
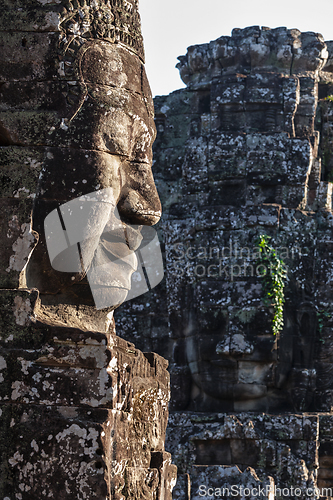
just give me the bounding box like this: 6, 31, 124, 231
59, 0, 145, 62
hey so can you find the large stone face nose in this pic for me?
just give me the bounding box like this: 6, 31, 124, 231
117, 162, 162, 226
216, 334, 255, 356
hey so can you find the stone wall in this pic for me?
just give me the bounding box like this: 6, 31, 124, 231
115, 26, 333, 498
0, 305, 175, 498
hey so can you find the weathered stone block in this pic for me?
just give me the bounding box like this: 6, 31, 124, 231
211, 78, 246, 107
0, 403, 109, 499
291, 32, 327, 74
303, 416, 319, 441
245, 74, 284, 104
153, 147, 184, 181
182, 137, 208, 194
295, 113, 315, 136
0, 350, 114, 408
155, 90, 194, 116
0, 200, 36, 288
0, 0, 63, 32
154, 112, 193, 150
0, 289, 40, 346
0, 333, 174, 498
208, 133, 247, 180
125, 457, 177, 500
264, 414, 303, 441
0, 31, 59, 82
0, 403, 176, 500
190, 465, 274, 500
195, 205, 280, 231
314, 182, 333, 211
0, 147, 42, 199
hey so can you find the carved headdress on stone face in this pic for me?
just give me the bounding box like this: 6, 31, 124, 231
57, 0, 153, 123
59, 0, 145, 62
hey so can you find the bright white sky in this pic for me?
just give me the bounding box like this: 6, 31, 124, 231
139, 0, 333, 97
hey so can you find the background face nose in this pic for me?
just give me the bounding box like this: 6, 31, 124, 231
117, 161, 162, 226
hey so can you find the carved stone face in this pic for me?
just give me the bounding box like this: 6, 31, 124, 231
183, 276, 318, 412
184, 305, 283, 411
161, 26, 331, 411
26, 41, 161, 329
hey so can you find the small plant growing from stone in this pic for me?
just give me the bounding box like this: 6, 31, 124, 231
255, 234, 287, 335
316, 309, 331, 343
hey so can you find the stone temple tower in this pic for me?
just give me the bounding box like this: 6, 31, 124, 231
115, 26, 333, 498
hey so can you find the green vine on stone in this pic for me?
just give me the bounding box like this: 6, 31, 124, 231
255, 234, 287, 335
316, 309, 331, 343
